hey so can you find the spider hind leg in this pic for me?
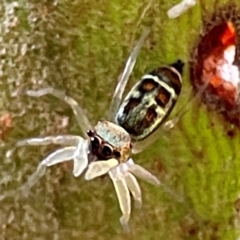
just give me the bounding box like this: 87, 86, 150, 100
107, 29, 150, 121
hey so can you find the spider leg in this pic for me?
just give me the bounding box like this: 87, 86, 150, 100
126, 159, 160, 186
126, 160, 184, 203
26, 88, 92, 138
84, 158, 119, 180
21, 146, 79, 196
108, 159, 160, 231
107, 28, 150, 121
167, 0, 197, 19
15, 135, 84, 147
109, 169, 131, 232
7, 135, 84, 160
72, 139, 89, 177
124, 172, 142, 209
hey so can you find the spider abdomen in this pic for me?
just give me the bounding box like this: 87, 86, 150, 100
115, 60, 184, 141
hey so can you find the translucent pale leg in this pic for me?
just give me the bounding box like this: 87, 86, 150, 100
21, 146, 78, 196
26, 88, 92, 138
167, 0, 197, 19
110, 173, 131, 232
84, 158, 119, 180
128, 160, 184, 202
15, 135, 84, 147
123, 172, 142, 209
5, 135, 84, 159
108, 159, 159, 231
3, 137, 88, 201
107, 28, 150, 121
72, 139, 89, 177
126, 159, 160, 186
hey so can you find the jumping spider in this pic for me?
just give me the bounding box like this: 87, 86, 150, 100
13, 29, 184, 231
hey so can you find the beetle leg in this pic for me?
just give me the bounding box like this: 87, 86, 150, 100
107, 28, 150, 121
26, 88, 92, 138
84, 158, 119, 180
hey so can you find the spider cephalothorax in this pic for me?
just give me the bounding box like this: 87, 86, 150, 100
87, 121, 131, 162
11, 29, 184, 231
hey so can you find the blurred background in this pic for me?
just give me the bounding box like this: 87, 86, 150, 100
0, 0, 240, 239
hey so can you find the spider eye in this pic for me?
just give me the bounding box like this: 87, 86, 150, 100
113, 151, 121, 159
87, 130, 94, 137
91, 136, 100, 149
102, 145, 113, 157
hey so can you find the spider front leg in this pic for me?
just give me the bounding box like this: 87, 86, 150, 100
107, 28, 150, 121
18, 136, 89, 196
16, 135, 84, 147
21, 146, 78, 196
109, 169, 132, 232
26, 88, 92, 138
108, 159, 160, 232
7, 135, 84, 159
